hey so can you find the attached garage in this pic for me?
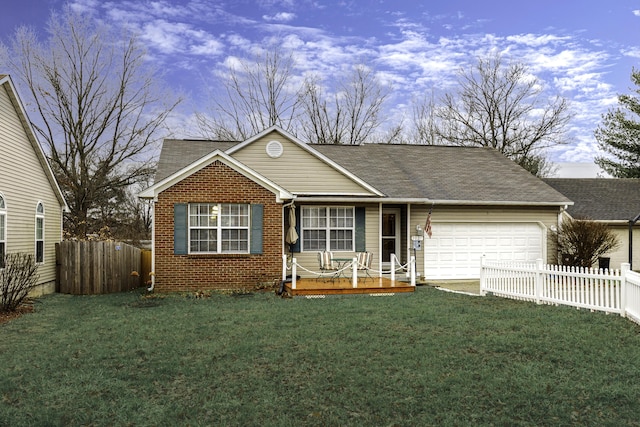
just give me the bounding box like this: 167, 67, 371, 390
423, 222, 545, 279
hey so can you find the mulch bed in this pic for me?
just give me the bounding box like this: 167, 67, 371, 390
0, 302, 34, 325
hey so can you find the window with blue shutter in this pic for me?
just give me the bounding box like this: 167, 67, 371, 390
250, 204, 263, 254
174, 203, 262, 254
355, 206, 366, 252
174, 204, 188, 255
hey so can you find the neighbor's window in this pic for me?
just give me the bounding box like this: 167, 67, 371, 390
301, 206, 354, 251
35, 202, 44, 263
189, 203, 249, 253
0, 194, 5, 267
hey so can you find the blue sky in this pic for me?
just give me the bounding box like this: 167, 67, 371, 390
1, 0, 639, 172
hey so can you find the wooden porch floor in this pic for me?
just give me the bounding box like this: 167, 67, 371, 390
283, 276, 415, 296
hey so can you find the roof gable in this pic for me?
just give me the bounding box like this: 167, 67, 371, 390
139, 149, 293, 201
229, 127, 382, 196
0, 75, 67, 210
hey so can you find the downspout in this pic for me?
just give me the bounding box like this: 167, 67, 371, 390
147, 200, 156, 292
629, 213, 640, 270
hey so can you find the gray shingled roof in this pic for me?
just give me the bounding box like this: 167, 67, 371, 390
544, 178, 640, 221
154, 139, 238, 182
154, 138, 571, 204
313, 144, 570, 204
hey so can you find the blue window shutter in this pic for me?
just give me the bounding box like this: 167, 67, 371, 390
355, 207, 366, 252
291, 206, 301, 253
250, 204, 263, 254
174, 204, 188, 255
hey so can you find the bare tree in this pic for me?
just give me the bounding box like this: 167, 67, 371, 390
197, 43, 301, 140
300, 64, 390, 144
552, 217, 619, 268
2, 6, 180, 239
411, 92, 440, 145
434, 54, 571, 176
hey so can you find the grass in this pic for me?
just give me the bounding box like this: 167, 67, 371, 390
1, 287, 639, 426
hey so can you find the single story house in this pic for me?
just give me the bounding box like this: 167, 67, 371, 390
0, 75, 68, 295
544, 178, 640, 270
140, 126, 572, 292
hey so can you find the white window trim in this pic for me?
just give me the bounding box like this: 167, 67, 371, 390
35, 201, 45, 264
188, 203, 250, 254
301, 206, 355, 252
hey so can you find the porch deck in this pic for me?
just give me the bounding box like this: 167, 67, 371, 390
283, 276, 415, 296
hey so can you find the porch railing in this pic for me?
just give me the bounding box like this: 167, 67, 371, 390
480, 255, 640, 326
283, 253, 416, 290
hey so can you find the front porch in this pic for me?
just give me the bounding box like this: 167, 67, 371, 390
282, 276, 415, 296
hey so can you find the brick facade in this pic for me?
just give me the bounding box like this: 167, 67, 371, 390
154, 160, 283, 292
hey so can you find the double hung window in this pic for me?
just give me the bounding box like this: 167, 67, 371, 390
301, 206, 354, 251
35, 202, 44, 263
189, 203, 249, 253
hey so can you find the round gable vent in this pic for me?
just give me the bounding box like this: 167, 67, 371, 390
266, 140, 284, 158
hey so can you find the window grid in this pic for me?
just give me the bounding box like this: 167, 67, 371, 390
189, 203, 249, 253
35, 202, 44, 264
302, 206, 354, 252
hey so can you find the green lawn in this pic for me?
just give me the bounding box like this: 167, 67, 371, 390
1, 287, 639, 426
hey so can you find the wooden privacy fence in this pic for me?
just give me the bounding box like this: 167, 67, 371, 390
56, 241, 150, 295
480, 256, 640, 326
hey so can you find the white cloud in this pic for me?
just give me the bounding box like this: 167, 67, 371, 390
262, 12, 296, 22
69, 0, 101, 14
506, 34, 570, 47
633, 9, 640, 16
623, 47, 640, 58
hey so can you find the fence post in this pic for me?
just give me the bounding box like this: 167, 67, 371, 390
621, 262, 630, 318
352, 257, 358, 288
292, 258, 297, 290
410, 255, 416, 287
391, 254, 396, 282
479, 255, 486, 296
535, 258, 544, 304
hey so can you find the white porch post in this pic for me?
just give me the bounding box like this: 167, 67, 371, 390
352, 257, 357, 288
390, 253, 396, 282
282, 254, 287, 281
410, 255, 416, 286
292, 258, 297, 289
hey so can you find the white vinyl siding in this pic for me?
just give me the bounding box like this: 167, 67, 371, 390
232, 132, 374, 195
0, 81, 64, 290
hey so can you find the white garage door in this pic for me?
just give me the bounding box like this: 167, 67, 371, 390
423, 222, 543, 279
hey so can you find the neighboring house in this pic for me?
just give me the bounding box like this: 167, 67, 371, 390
544, 178, 640, 270
0, 75, 68, 295
139, 126, 571, 292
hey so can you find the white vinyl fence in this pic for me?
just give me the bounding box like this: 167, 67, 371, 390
480, 256, 640, 326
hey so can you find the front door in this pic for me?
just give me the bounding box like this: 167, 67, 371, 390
382, 209, 401, 270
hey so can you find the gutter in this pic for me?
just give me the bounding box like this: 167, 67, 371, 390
292, 196, 573, 207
